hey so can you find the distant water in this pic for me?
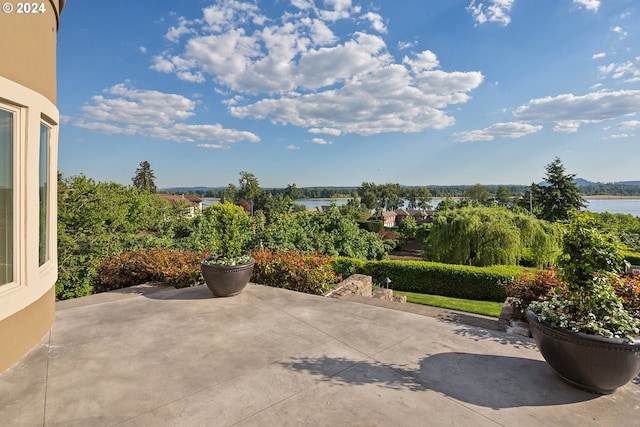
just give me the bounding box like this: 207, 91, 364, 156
204, 198, 640, 217
583, 199, 640, 216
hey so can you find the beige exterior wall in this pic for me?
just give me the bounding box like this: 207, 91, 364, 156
0, 0, 64, 372
0, 0, 64, 103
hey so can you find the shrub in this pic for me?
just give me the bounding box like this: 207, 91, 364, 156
331, 257, 366, 278
95, 248, 207, 292
333, 257, 529, 302
504, 268, 565, 320
357, 220, 384, 233
251, 250, 341, 295
613, 274, 640, 319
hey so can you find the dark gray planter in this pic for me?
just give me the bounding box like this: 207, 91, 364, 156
201, 257, 255, 297
526, 310, 640, 394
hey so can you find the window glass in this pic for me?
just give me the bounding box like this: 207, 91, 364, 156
0, 109, 13, 284
39, 123, 50, 266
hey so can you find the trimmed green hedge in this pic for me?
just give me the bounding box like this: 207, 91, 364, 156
332, 257, 531, 302
623, 251, 640, 266
357, 220, 384, 233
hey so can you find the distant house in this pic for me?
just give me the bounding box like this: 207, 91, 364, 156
159, 194, 203, 217
381, 209, 434, 227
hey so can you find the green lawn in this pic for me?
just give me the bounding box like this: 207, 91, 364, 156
393, 291, 504, 318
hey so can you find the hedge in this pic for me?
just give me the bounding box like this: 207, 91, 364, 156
357, 220, 384, 233
623, 251, 640, 266
332, 257, 531, 302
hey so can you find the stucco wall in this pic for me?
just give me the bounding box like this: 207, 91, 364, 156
0, 0, 64, 103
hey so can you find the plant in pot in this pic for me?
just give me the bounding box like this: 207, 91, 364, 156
527, 213, 640, 394
194, 202, 255, 297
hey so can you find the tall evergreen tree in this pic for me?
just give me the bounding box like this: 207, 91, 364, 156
533, 158, 585, 222
132, 161, 157, 193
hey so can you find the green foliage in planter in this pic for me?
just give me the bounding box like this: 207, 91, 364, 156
202, 255, 253, 266
95, 248, 208, 292
333, 257, 529, 302
529, 212, 640, 342
251, 250, 341, 295
614, 274, 640, 319
187, 202, 252, 257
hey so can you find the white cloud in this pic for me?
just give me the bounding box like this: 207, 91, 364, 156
454, 122, 542, 142
608, 133, 633, 139
165, 16, 194, 42
362, 12, 386, 34
573, 0, 599, 11
318, 0, 353, 21
310, 137, 332, 145
76, 83, 259, 145
513, 90, 640, 130
403, 50, 439, 73
397, 40, 417, 50
611, 26, 628, 38
286, 144, 301, 150
618, 120, 640, 130
152, 2, 484, 135
592, 52, 606, 59
598, 57, 640, 82
197, 143, 229, 149
553, 121, 581, 133
309, 127, 342, 136
82, 83, 196, 126
467, 0, 514, 26
139, 46, 147, 54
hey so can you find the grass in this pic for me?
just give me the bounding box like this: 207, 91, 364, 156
393, 291, 504, 317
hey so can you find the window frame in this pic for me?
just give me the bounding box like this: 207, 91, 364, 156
0, 101, 24, 292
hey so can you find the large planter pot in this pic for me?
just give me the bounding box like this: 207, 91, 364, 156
526, 310, 640, 394
201, 257, 255, 297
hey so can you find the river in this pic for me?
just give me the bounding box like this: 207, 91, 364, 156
203, 198, 640, 217
299, 198, 640, 217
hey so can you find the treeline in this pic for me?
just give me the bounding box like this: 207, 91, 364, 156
579, 184, 640, 196
181, 183, 640, 199
195, 187, 358, 199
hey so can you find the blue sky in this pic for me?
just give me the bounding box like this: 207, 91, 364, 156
57, 0, 640, 188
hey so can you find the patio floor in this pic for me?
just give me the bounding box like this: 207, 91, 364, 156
1, 283, 638, 426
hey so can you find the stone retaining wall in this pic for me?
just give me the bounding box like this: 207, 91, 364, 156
325, 274, 406, 303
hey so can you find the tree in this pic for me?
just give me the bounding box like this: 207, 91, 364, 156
221, 183, 238, 203
405, 187, 432, 210
358, 182, 379, 210
284, 183, 301, 200
236, 171, 265, 209
533, 158, 585, 222
379, 183, 403, 211
424, 206, 561, 267
397, 216, 417, 245
464, 183, 491, 206
132, 161, 157, 193
495, 186, 512, 207
435, 197, 456, 212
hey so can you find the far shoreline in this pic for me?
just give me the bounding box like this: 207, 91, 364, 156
582, 195, 640, 200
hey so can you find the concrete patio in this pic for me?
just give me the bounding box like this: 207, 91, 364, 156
1, 283, 638, 426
